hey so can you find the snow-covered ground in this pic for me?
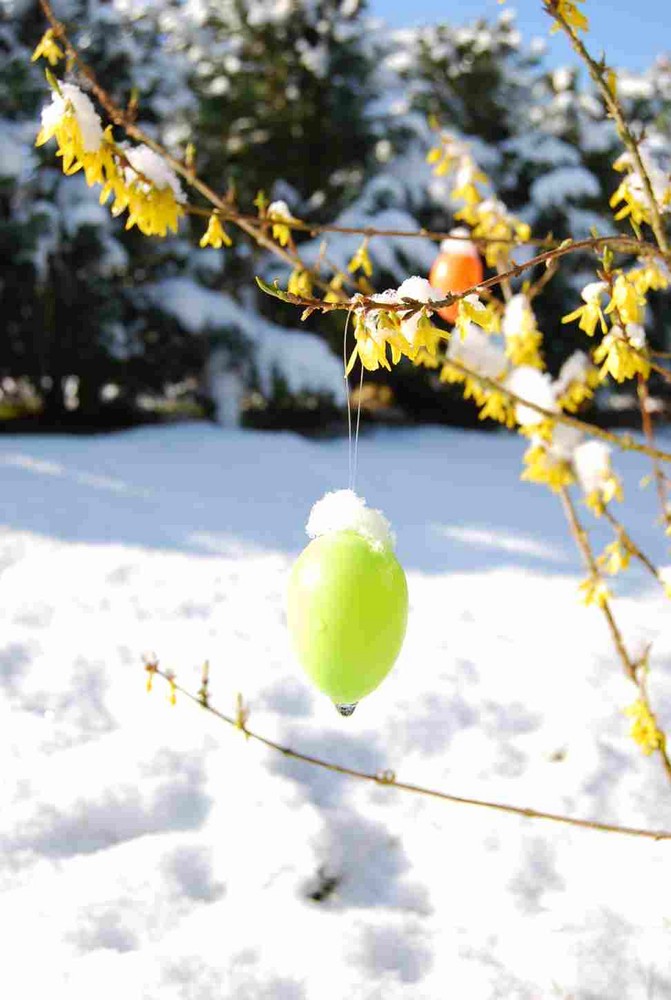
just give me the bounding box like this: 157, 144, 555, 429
2, 423, 671, 999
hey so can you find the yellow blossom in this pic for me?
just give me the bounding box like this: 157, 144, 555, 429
584, 473, 624, 517
458, 199, 531, 268
561, 282, 608, 337
31, 29, 64, 66
324, 274, 345, 304
549, 0, 589, 35
199, 213, 232, 249
407, 312, 442, 363
413, 346, 441, 369
348, 241, 373, 278
624, 699, 664, 755
346, 302, 405, 374
505, 329, 543, 367
610, 177, 649, 227
604, 274, 645, 326
598, 538, 631, 575
267, 200, 295, 247
477, 390, 514, 425
287, 268, 313, 298
578, 575, 610, 608
119, 183, 183, 237
439, 363, 514, 426
455, 296, 500, 340
592, 327, 649, 383
521, 443, 574, 492
557, 370, 599, 412
630, 262, 669, 295
36, 94, 115, 192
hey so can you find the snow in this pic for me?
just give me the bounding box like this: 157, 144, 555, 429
438, 227, 479, 259
502, 293, 535, 342
40, 83, 104, 152
0, 120, 34, 178
123, 144, 186, 202
267, 199, 294, 221
396, 276, 442, 344
447, 322, 507, 379
145, 277, 345, 400
581, 281, 608, 304
555, 350, 593, 397
573, 440, 615, 496
2, 423, 671, 999
529, 166, 600, 210
306, 489, 394, 552
506, 366, 557, 427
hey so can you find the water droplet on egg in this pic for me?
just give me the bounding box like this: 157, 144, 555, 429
334, 702, 358, 717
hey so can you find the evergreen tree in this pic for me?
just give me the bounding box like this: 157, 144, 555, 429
162, 0, 378, 218
0, 0, 202, 423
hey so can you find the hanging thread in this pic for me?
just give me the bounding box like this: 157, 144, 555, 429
352, 362, 364, 492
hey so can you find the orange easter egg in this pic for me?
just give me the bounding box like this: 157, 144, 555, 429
429, 234, 483, 324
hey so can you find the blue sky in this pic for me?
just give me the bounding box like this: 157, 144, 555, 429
371, 1, 670, 71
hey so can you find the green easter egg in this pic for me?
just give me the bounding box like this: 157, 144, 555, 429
287, 530, 408, 706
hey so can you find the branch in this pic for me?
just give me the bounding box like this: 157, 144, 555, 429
145, 662, 671, 842
444, 358, 671, 464
547, 2, 669, 255
257, 234, 667, 316
38, 0, 666, 287
602, 505, 667, 583
559, 487, 671, 783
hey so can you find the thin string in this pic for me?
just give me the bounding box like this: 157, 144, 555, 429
352, 363, 364, 492
342, 307, 354, 489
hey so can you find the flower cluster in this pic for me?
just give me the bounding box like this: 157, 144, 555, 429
346, 278, 442, 374
562, 272, 653, 385
425, 133, 530, 266
610, 144, 671, 228
36, 83, 186, 237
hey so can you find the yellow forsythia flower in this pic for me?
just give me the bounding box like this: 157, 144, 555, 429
592, 326, 650, 383
625, 699, 664, 755
200, 213, 232, 249
561, 281, 608, 337
267, 200, 295, 246
549, 0, 589, 35
287, 268, 313, 298
521, 443, 574, 492
31, 29, 64, 66
598, 538, 631, 575
604, 274, 645, 326
348, 241, 373, 278
578, 576, 610, 608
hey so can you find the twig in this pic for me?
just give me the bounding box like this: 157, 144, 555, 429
602, 506, 666, 583
559, 487, 671, 783
559, 486, 635, 679
547, 2, 669, 255
257, 233, 667, 317
444, 357, 671, 465
636, 375, 670, 528
37, 0, 667, 303
145, 662, 671, 842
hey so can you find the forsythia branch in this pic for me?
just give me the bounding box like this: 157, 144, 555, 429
547, 2, 670, 255
145, 660, 671, 842
559, 487, 671, 783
